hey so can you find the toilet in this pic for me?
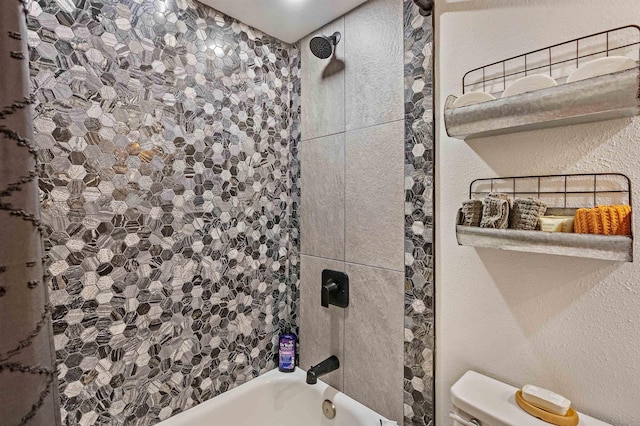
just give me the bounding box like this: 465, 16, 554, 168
450, 371, 611, 426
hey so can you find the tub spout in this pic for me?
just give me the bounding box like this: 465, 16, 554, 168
306, 356, 340, 384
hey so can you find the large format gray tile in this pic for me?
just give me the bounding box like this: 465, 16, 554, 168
343, 263, 404, 423
300, 134, 345, 260
344, 0, 404, 131
301, 18, 345, 141
299, 255, 345, 390
345, 120, 405, 271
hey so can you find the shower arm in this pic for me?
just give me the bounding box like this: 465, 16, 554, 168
413, 0, 434, 16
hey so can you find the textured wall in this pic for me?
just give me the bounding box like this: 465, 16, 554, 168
0, 1, 60, 425
436, 1, 640, 425
27, 0, 300, 424
298, 0, 408, 423
403, 1, 434, 425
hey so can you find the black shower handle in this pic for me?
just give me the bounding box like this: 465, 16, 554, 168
320, 270, 349, 309
321, 280, 339, 308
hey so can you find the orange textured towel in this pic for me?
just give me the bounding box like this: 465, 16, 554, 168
574, 205, 632, 236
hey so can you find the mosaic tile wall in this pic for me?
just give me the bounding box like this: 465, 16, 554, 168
27, 0, 300, 423
403, 1, 434, 425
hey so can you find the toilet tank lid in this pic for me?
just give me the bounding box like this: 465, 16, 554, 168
450, 371, 611, 426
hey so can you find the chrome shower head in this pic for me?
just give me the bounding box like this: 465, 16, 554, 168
309, 32, 341, 60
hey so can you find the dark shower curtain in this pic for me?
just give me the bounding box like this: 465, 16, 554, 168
0, 1, 60, 425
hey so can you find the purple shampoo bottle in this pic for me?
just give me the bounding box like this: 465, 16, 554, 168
278, 325, 297, 373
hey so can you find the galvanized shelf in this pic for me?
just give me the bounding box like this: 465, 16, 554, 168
458, 174, 633, 262
456, 225, 633, 262
445, 67, 640, 140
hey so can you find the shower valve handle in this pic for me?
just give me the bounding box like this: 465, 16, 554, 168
320, 270, 349, 308
321, 281, 339, 308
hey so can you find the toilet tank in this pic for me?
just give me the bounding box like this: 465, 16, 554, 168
450, 371, 611, 426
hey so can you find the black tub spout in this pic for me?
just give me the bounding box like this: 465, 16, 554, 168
306, 356, 340, 385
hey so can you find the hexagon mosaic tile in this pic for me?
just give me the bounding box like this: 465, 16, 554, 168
27, 0, 300, 424
403, 1, 434, 425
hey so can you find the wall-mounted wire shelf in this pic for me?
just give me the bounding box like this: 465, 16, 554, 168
463, 25, 640, 96
445, 26, 640, 140
456, 173, 633, 262
469, 173, 632, 209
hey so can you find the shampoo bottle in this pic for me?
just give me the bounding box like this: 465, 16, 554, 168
278, 325, 297, 373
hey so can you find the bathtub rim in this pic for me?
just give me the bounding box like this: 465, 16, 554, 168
156, 367, 393, 425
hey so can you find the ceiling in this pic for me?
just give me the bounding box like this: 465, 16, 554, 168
197, 0, 369, 44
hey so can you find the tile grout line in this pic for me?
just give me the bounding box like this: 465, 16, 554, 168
342, 15, 347, 392
345, 116, 406, 134
300, 117, 406, 143
301, 253, 404, 275
300, 129, 346, 143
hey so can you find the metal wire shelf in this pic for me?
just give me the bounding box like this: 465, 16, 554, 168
462, 25, 640, 95
469, 173, 632, 209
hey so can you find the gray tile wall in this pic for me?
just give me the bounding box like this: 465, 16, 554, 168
343, 263, 404, 422
299, 256, 344, 390
300, 134, 345, 260
301, 19, 345, 141
26, 0, 432, 424
28, 0, 300, 424
345, 121, 405, 271
403, 1, 434, 425
299, 0, 406, 423
344, 0, 405, 131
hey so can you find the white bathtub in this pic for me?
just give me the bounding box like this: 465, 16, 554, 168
158, 368, 394, 426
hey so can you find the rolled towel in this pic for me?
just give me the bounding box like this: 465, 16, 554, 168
480, 193, 511, 229
461, 199, 483, 227
574, 205, 631, 236
510, 198, 547, 230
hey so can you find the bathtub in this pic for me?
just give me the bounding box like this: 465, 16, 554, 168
158, 368, 394, 426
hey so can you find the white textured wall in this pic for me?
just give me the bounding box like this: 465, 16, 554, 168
435, 1, 640, 425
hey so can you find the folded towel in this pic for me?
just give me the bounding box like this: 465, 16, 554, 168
480, 193, 511, 229
510, 198, 547, 230
461, 199, 483, 226
574, 205, 631, 236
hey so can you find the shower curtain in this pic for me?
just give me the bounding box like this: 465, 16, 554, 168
0, 1, 60, 425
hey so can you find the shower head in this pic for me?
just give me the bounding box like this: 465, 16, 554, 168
309, 32, 341, 60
